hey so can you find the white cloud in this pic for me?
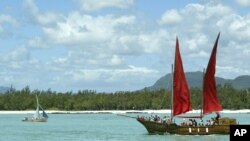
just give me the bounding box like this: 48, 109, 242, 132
0, 47, 30, 70
158, 9, 182, 25
42, 12, 135, 45
185, 34, 208, 51
23, 0, 63, 26
188, 50, 209, 58
49, 65, 158, 91
2, 0, 249, 92
110, 55, 123, 66
77, 0, 134, 11
157, 2, 250, 79
105, 65, 158, 83
27, 36, 48, 48
1, 47, 29, 62
0, 14, 18, 38
108, 29, 171, 55
217, 14, 250, 40
235, 0, 250, 7
0, 14, 18, 26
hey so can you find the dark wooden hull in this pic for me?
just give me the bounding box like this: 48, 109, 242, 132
137, 118, 173, 134
166, 125, 229, 135
137, 118, 231, 135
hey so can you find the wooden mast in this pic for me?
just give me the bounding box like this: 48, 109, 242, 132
200, 68, 205, 119
170, 64, 174, 122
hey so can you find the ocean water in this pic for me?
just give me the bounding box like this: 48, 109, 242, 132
0, 113, 249, 141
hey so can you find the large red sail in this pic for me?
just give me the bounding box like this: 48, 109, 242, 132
203, 33, 222, 115
173, 37, 192, 116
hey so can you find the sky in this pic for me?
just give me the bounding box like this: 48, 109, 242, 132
0, 0, 250, 92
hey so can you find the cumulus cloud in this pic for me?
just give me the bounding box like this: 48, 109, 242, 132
158, 9, 182, 25
49, 65, 158, 91
158, 2, 250, 78
2, 0, 250, 92
0, 14, 18, 26
42, 12, 136, 45
235, 0, 250, 7
0, 47, 30, 69
77, 0, 134, 11
0, 14, 18, 38
217, 14, 250, 41
23, 0, 63, 26
27, 36, 48, 48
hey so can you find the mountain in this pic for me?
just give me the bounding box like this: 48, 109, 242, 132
146, 71, 250, 91
0, 86, 9, 93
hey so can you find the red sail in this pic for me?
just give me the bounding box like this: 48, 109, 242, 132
173, 37, 192, 116
203, 33, 222, 115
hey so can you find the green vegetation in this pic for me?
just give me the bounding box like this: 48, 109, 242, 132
0, 84, 249, 111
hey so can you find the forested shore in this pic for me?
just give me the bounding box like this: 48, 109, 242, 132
0, 84, 249, 111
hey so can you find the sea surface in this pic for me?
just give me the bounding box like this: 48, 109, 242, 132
0, 113, 249, 141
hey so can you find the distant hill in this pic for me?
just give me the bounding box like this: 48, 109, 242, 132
0, 86, 9, 93
146, 71, 250, 91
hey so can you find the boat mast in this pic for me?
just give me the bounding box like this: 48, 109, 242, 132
200, 68, 205, 119
170, 63, 174, 122
36, 94, 39, 107
34, 94, 40, 118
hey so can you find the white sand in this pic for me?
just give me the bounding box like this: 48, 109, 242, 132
0, 109, 250, 114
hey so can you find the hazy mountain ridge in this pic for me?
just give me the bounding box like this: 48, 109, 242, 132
146, 71, 250, 91
0, 86, 9, 93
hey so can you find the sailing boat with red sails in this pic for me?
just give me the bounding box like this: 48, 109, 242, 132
137, 33, 237, 135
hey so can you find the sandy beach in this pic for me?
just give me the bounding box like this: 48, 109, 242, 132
0, 109, 250, 114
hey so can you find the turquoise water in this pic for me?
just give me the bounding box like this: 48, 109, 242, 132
0, 113, 249, 141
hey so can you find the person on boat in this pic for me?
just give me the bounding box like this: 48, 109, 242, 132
166, 119, 171, 125
162, 116, 167, 123
206, 120, 210, 126
152, 115, 156, 121
188, 119, 193, 126
153, 114, 160, 122
181, 118, 187, 126
215, 112, 220, 120
200, 119, 204, 126
137, 115, 145, 121
213, 112, 220, 125
157, 115, 160, 122
193, 119, 197, 126
140, 116, 145, 121
210, 118, 215, 125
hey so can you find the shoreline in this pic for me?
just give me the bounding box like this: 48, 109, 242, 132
0, 109, 250, 114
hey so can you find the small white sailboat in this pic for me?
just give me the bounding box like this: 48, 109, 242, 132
22, 95, 49, 122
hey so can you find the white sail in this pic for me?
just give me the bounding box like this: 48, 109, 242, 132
34, 95, 40, 119
34, 106, 40, 118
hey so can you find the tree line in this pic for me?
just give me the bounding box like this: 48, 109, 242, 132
0, 84, 249, 111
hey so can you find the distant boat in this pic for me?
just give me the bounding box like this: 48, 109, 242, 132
137, 33, 238, 135
22, 95, 48, 122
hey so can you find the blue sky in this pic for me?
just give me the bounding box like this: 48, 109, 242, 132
0, 0, 250, 92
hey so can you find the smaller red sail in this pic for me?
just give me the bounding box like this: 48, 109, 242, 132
173, 37, 192, 116
203, 33, 222, 115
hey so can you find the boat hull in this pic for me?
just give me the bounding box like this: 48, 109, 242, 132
166, 125, 229, 135
22, 118, 48, 122
137, 118, 173, 134
137, 118, 232, 135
